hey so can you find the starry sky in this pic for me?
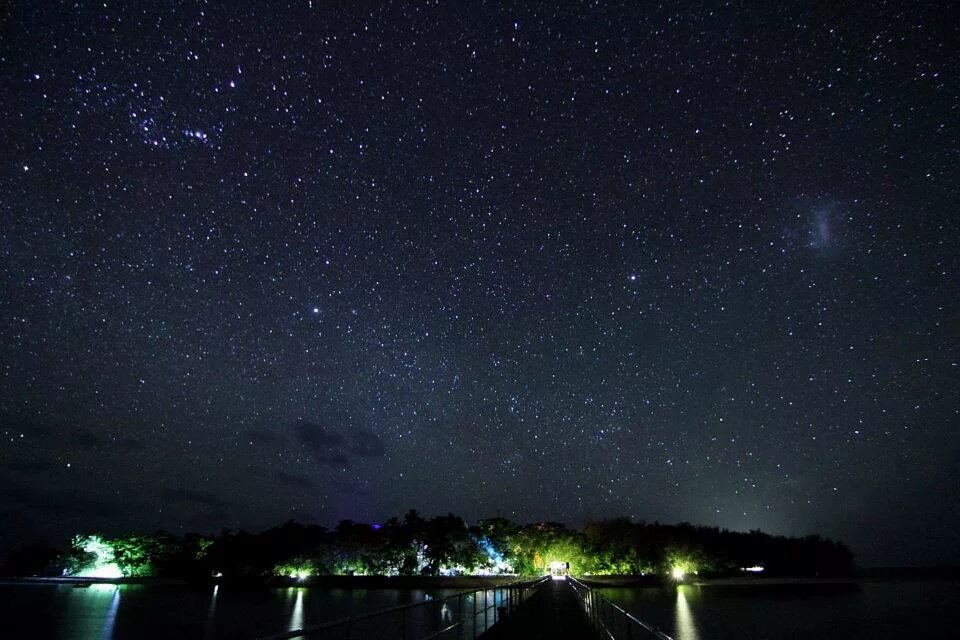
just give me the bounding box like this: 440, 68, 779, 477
1, 1, 957, 567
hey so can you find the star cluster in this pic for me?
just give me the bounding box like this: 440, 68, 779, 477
1, 1, 957, 566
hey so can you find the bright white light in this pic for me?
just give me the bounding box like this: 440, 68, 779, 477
549, 561, 568, 580
439, 564, 468, 576
671, 567, 685, 580
741, 565, 765, 573
78, 563, 124, 579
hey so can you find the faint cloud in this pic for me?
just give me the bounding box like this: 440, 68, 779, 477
807, 207, 838, 252
778, 200, 846, 259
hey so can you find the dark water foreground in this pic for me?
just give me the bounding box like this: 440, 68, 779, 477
0, 582, 466, 639
0, 578, 957, 639
599, 579, 960, 640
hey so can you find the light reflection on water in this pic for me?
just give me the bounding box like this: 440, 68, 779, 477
599, 580, 960, 640
288, 587, 304, 632
100, 585, 120, 640
8, 581, 959, 639
63, 584, 120, 640
674, 586, 699, 640
203, 585, 219, 640
4, 583, 468, 639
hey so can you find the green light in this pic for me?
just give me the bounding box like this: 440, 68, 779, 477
275, 562, 314, 580
72, 535, 125, 579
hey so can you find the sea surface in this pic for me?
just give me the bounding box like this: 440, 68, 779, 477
598, 579, 960, 639
1, 579, 957, 639
0, 582, 506, 639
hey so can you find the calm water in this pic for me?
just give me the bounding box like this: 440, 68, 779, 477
0, 582, 508, 639
2, 580, 957, 639
599, 580, 960, 639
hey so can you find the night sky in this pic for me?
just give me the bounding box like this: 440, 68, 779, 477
1, 1, 957, 567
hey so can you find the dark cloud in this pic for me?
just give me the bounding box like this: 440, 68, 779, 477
293, 421, 353, 466
333, 452, 351, 466
272, 470, 316, 489
160, 488, 227, 509
292, 421, 385, 465
295, 421, 344, 452
0, 415, 141, 454
311, 451, 351, 468
0, 479, 143, 519
348, 427, 386, 458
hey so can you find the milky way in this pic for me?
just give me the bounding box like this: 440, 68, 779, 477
1, 1, 957, 566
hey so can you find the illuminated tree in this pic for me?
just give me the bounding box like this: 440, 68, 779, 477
63, 535, 123, 578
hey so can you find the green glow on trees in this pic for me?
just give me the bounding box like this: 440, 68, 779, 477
57, 516, 853, 580
274, 561, 315, 580
664, 549, 702, 581
69, 535, 124, 579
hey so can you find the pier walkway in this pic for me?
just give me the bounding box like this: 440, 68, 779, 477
479, 578, 600, 640
257, 575, 673, 640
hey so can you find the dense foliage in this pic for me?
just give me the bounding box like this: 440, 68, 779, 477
3, 512, 854, 579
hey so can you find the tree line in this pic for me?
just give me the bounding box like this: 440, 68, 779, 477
2, 511, 854, 579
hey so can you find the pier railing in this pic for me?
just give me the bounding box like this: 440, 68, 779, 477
567, 576, 675, 640
257, 576, 550, 640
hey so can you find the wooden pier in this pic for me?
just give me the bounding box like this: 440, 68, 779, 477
479, 578, 601, 640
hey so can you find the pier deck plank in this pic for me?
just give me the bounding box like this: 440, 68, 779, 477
479, 578, 600, 640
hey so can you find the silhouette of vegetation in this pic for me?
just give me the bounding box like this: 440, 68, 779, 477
2, 512, 854, 579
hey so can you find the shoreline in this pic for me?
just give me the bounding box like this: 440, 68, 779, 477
4, 567, 956, 590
